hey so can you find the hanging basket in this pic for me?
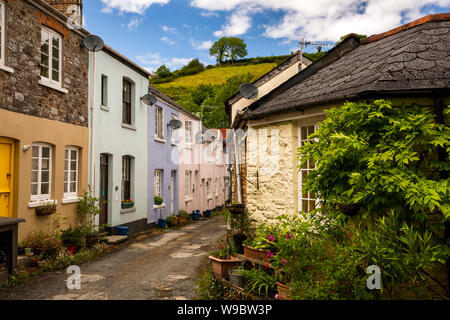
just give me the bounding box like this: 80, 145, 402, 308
35, 204, 57, 217
226, 204, 245, 215
337, 203, 362, 216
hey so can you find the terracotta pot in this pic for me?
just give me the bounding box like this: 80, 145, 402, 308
178, 217, 188, 224
276, 282, 293, 300
67, 246, 76, 256
243, 244, 271, 263
208, 256, 242, 280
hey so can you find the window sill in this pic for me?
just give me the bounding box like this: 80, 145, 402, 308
62, 197, 81, 204
122, 123, 137, 131
28, 199, 58, 208
185, 198, 193, 203
207, 196, 213, 201
0, 64, 14, 73
120, 207, 136, 214
154, 137, 166, 144
153, 203, 166, 209
38, 80, 68, 94
171, 142, 179, 146
100, 105, 109, 112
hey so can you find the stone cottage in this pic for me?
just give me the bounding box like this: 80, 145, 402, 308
229, 13, 450, 223
0, 0, 89, 239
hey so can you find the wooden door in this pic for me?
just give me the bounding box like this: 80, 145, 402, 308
0, 138, 14, 218
99, 154, 109, 226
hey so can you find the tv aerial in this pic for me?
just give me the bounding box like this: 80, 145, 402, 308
298, 38, 330, 71
83, 35, 104, 52
239, 83, 258, 100
141, 94, 157, 106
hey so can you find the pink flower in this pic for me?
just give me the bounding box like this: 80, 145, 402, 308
268, 235, 275, 242
286, 234, 291, 239
267, 251, 274, 258
281, 258, 287, 265
275, 294, 279, 300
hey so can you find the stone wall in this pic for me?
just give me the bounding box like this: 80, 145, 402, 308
245, 121, 299, 224
0, 0, 88, 127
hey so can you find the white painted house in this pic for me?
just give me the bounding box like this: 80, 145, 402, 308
88, 45, 150, 234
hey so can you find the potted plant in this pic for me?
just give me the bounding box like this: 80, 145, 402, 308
208, 249, 242, 280
193, 210, 201, 221
60, 227, 86, 255
242, 227, 277, 263
121, 199, 134, 209
166, 215, 178, 227
154, 196, 163, 206
241, 268, 277, 297
177, 210, 189, 224
229, 267, 246, 288
35, 204, 57, 216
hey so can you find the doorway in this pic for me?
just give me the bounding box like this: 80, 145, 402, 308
170, 171, 175, 214
0, 138, 15, 218
99, 154, 109, 226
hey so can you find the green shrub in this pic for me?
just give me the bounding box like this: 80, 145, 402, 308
154, 196, 163, 205
60, 227, 86, 248
178, 210, 189, 218
241, 268, 276, 297
19, 230, 63, 259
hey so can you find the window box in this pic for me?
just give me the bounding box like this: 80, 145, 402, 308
35, 204, 57, 217
121, 200, 134, 209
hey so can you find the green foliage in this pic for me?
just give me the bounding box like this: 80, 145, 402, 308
60, 227, 86, 248
77, 192, 102, 229
196, 265, 240, 300
224, 207, 255, 237
298, 100, 450, 224
156, 64, 172, 78
154, 196, 163, 205
210, 37, 248, 64
241, 268, 276, 296
178, 58, 205, 77
177, 210, 189, 218
210, 248, 231, 259
335, 33, 367, 45
19, 230, 63, 259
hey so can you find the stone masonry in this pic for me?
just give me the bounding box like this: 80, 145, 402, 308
0, 0, 88, 127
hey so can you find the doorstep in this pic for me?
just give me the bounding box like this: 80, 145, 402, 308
104, 235, 128, 245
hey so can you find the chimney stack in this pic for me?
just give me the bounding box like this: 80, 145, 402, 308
44, 1, 83, 26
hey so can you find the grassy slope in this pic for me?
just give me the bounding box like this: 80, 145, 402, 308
154, 63, 277, 89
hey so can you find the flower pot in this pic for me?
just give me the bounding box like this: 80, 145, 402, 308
67, 246, 76, 256
157, 219, 167, 229
229, 269, 246, 288
243, 244, 271, 263
276, 282, 293, 300
208, 255, 242, 280
35, 204, 57, 216
121, 202, 134, 209
178, 217, 188, 224
193, 212, 201, 221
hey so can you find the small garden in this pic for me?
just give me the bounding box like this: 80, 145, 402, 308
197, 100, 450, 300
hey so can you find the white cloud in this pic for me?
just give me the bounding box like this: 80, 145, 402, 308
136, 52, 192, 72
127, 17, 143, 30
190, 0, 450, 41
101, 0, 170, 14
200, 11, 219, 18
161, 36, 176, 45
191, 39, 213, 50
160, 25, 177, 32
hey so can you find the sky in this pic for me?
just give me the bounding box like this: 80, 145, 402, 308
82, 0, 450, 73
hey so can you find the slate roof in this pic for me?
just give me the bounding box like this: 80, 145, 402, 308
244, 13, 450, 120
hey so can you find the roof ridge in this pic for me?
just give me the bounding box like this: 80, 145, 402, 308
363, 12, 450, 44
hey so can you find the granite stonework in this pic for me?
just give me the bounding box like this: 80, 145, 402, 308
0, 0, 88, 126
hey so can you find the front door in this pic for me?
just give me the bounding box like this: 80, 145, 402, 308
194, 171, 198, 211
0, 138, 14, 218
99, 154, 109, 226
170, 171, 175, 214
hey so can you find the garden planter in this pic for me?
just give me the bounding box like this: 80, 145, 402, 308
208, 256, 242, 280
276, 282, 293, 300
35, 204, 56, 216
157, 219, 167, 229
167, 218, 178, 227
67, 246, 76, 256
178, 217, 188, 224
121, 202, 134, 209
226, 204, 245, 215
243, 244, 271, 263
229, 269, 246, 288
193, 212, 201, 221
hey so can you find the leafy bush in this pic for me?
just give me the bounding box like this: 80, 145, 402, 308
19, 230, 63, 259
240, 268, 276, 297
178, 210, 189, 218
179, 58, 205, 76
154, 196, 163, 205
60, 227, 86, 248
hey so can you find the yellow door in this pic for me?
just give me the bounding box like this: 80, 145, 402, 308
0, 138, 14, 217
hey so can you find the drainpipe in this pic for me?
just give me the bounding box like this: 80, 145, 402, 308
233, 129, 243, 204
89, 51, 96, 196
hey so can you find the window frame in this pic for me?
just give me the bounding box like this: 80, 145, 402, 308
154, 169, 163, 198
64, 146, 79, 199
206, 178, 212, 198
0, 1, 5, 66
185, 121, 192, 145
121, 156, 132, 202
40, 27, 63, 86
31, 143, 52, 202
122, 79, 132, 125
170, 114, 177, 144
155, 106, 164, 140
185, 170, 192, 199
298, 124, 319, 213
101, 74, 108, 107
215, 178, 219, 196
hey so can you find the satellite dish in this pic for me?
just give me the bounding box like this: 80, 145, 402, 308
83, 35, 104, 52
168, 119, 182, 130
141, 94, 157, 106
239, 83, 258, 99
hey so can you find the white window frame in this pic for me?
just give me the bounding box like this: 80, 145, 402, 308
185, 170, 192, 199
31, 143, 52, 202
154, 169, 163, 198
171, 114, 177, 144
298, 124, 319, 213
40, 27, 62, 87
155, 106, 164, 140
206, 178, 212, 198
0, 1, 5, 67
185, 121, 192, 145
64, 147, 79, 199
215, 178, 219, 196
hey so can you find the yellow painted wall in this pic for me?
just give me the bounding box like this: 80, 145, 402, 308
0, 109, 89, 240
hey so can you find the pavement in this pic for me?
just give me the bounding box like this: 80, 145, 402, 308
0, 216, 227, 300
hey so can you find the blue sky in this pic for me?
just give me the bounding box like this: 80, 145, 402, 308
82, 0, 450, 73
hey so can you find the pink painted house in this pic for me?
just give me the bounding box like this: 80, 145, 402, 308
178, 111, 230, 214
